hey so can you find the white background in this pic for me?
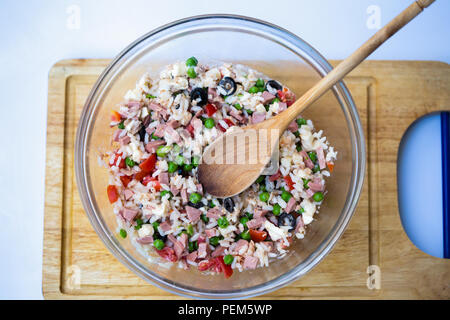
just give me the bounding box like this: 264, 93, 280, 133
0, 0, 448, 299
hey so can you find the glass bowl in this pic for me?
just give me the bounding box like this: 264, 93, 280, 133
75, 14, 365, 299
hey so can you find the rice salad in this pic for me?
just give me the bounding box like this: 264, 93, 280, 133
101, 57, 337, 278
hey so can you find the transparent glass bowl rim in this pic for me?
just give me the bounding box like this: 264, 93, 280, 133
75, 14, 366, 299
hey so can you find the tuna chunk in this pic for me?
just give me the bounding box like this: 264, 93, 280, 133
186, 205, 202, 223
243, 256, 259, 270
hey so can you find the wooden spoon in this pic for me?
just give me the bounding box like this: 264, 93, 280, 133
198, 0, 435, 198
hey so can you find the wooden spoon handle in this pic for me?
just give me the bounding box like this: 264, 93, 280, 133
277, 0, 435, 130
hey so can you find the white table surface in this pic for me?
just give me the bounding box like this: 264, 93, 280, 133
0, 0, 448, 300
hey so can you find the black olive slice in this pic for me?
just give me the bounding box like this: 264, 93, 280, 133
218, 77, 237, 96
265, 80, 282, 95
224, 197, 235, 212
277, 212, 295, 231
190, 87, 208, 106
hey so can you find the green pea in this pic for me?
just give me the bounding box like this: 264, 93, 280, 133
308, 151, 317, 163
255, 175, 265, 184
233, 103, 242, 110
125, 157, 136, 167
188, 241, 198, 252
187, 67, 197, 79
248, 86, 259, 94
189, 192, 202, 204
208, 201, 215, 208
240, 230, 251, 240
187, 224, 194, 236
153, 239, 165, 250
256, 78, 265, 88
168, 161, 178, 173
192, 156, 200, 167
204, 118, 215, 129
134, 218, 143, 230
183, 163, 194, 172
272, 203, 281, 216
146, 94, 156, 99
271, 97, 280, 104
260, 184, 266, 192
201, 214, 209, 223
296, 118, 307, 126
245, 212, 253, 219
245, 109, 253, 115
239, 216, 249, 227
313, 191, 324, 202
118, 121, 125, 129
281, 190, 292, 202
224, 254, 234, 265
296, 143, 302, 152
119, 228, 127, 238
156, 145, 172, 157
160, 190, 172, 199
298, 207, 305, 214
172, 144, 181, 154
217, 217, 229, 229
302, 178, 310, 190
259, 191, 270, 202
175, 155, 185, 165
264, 105, 270, 111
185, 56, 198, 67
209, 236, 221, 246
293, 131, 300, 137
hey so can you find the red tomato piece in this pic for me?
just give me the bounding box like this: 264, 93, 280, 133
142, 175, 162, 191
249, 229, 268, 242
186, 124, 195, 137
139, 153, 157, 173
120, 175, 132, 188
224, 118, 234, 127
284, 175, 294, 191
111, 110, 121, 122
269, 170, 281, 182
109, 152, 126, 169
205, 103, 217, 117
107, 185, 119, 203
198, 259, 216, 271
156, 247, 177, 262
215, 256, 233, 279
327, 162, 335, 173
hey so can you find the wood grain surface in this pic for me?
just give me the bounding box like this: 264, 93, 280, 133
43, 59, 450, 299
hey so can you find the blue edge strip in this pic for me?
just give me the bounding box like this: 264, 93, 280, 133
441, 112, 450, 259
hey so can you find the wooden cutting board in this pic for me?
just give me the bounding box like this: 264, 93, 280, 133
43, 59, 450, 299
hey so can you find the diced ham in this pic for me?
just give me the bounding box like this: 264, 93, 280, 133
122, 208, 139, 222
251, 112, 266, 124
316, 146, 326, 170
261, 91, 276, 104
186, 251, 198, 262
123, 189, 134, 201
254, 209, 268, 219
180, 258, 189, 270
142, 114, 151, 127
205, 228, 218, 238
148, 102, 168, 117
197, 235, 206, 244
136, 236, 153, 244
268, 215, 278, 226
191, 117, 203, 132
269, 170, 281, 182
206, 208, 221, 219
145, 126, 155, 135
180, 129, 192, 141
170, 184, 180, 196
230, 109, 244, 122
159, 221, 171, 232
277, 102, 287, 112
181, 189, 188, 204
300, 150, 314, 169
158, 172, 169, 185
305, 188, 315, 198
126, 101, 141, 108
113, 129, 123, 142
285, 197, 296, 213
165, 125, 181, 144
167, 119, 180, 129
211, 246, 226, 258
288, 120, 298, 133
196, 184, 203, 195
153, 123, 166, 137
194, 109, 204, 118
179, 233, 188, 248
186, 205, 202, 223
197, 242, 210, 259
173, 238, 185, 258
233, 239, 249, 255
243, 256, 259, 270
145, 140, 165, 153
295, 215, 305, 234
307, 177, 324, 192
246, 217, 265, 229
